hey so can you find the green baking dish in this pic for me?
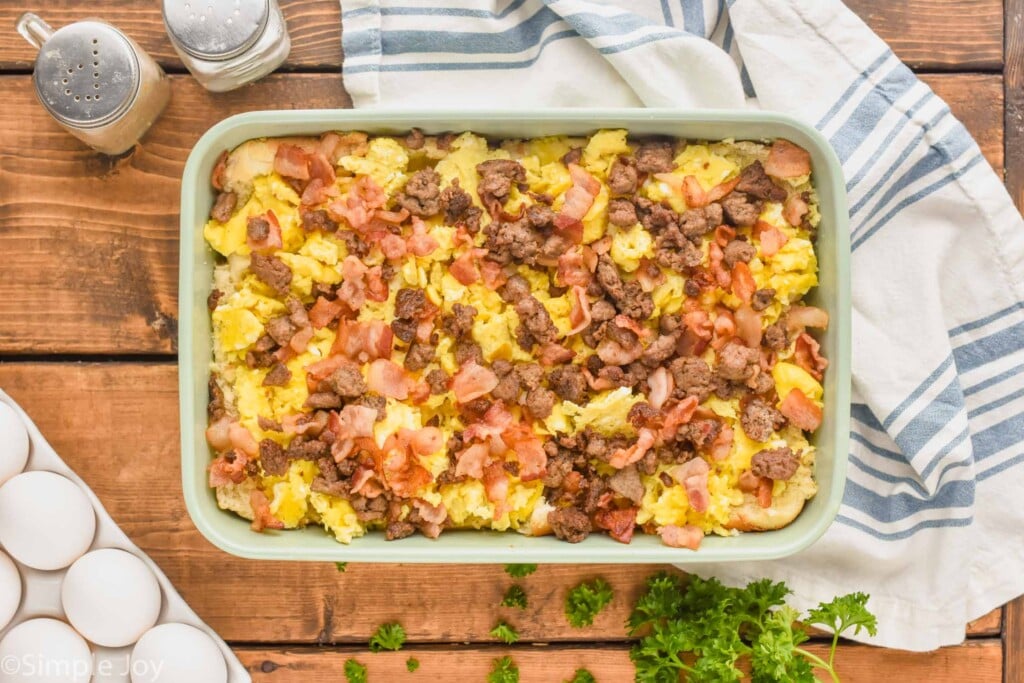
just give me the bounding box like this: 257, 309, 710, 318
179, 109, 850, 563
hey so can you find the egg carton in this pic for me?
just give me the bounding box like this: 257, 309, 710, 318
0, 390, 250, 682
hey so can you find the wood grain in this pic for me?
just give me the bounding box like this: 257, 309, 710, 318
0, 362, 1000, 645
0, 1, 1001, 73
1006, 0, 1024, 211
0, 73, 1002, 355
1006, 597, 1024, 683
235, 641, 1004, 682
845, 0, 1003, 71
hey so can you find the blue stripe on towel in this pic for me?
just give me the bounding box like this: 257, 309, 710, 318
837, 514, 971, 541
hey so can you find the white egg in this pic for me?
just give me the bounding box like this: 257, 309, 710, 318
130, 623, 227, 683
0, 550, 21, 630
62, 549, 162, 647
0, 618, 93, 683
0, 403, 29, 484
0, 471, 96, 570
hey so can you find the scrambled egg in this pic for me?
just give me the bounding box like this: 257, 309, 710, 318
204, 130, 825, 545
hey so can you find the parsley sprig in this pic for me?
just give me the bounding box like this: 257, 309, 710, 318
490, 621, 520, 644
628, 573, 877, 682
504, 563, 538, 578
343, 659, 367, 683
565, 578, 614, 628
567, 669, 596, 683
501, 585, 528, 609
368, 622, 406, 652
487, 656, 519, 683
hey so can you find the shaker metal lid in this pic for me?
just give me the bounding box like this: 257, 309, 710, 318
32, 21, 139, 128
163, 0, 270, 61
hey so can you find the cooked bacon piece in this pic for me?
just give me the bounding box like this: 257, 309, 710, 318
366, 359, 412, 400
779, 388, 823, 432
709, 424, 734, 461
658, 524, 703, 549
647, 367, 674, 410
734, 304, 763, 348
462, 401, 515, 443
329, 176, 387, 231
794, 332, 828, 381
706, 175, 740, 203
783, 193, 809, 227
274, 144, 311, 181
246, 211, 283, 253
669, 457, 710, 513
407, 217, 440, 257
608, 427, 656, 469
381, 433, 434, 498
303, 354, 354, 392
731, 261, 756, 304
738, 469, 761, 492
567, 285, 592, 336
714, 225, 737, 248
452, 361, 499, 403
331, 319, 393, 363
757, 477, 773, 508
759, 225, 789, 257
228, 422, 259, 457
350, 466, 385, 498
414, 499, 448, 526
502, 422, 547, 481
683, 309, 714, 341
683, 175, 707, 208
208, 450, 248, 487
211, 149, 229, 191
307, 151, 336, 186
711, 308, 736, 351
764, 139, 812, 179
661, 396, 699, 440
365, 265, 389, 303
450, 249, 484, 285
557, 249, 591, 288
787, 305, 830, 332
381, 233, 407, 260
308, 296, 346, 329
538, 342, 576, 366
250, 490, 284, 532
635, 258, 665, 292
205, 416, 232, 451
595, 507, 638, 544
455, 442, 490, 479
708, 242, 730, 288
482, 460, 511, 519
480, 260, 508, 290
328, 405, 377, 440
555, 164, 599, 243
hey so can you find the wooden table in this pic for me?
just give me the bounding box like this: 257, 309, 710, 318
0, 1, 1020, 680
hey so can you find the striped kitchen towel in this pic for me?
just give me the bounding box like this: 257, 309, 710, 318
339, 0, 1024, 651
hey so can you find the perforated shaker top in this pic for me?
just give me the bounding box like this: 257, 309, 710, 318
163, 0, 270, 61
32, 21, 139, 128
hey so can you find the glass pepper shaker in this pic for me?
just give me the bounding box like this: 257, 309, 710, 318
162, 0, 291, 92
16, 13, 171, 156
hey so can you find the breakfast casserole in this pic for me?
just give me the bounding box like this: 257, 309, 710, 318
202, 129, 829, 548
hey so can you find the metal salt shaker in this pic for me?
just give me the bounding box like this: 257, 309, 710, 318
16, 13, 171, 156
162, 0, 291, 92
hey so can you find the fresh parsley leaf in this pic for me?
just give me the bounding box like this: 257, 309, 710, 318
566, 668, 596, 683
343, 659, 367, 683
335, 562, 348, 572
805, 592, 878, 671
565, 578, 613, 628
487, 656, 519, 683
627, 572, 685, 634
406, 657, 420, 673
504, 563, 538, 578
368, 622, 406, 652
501, 584, 528, 609
750, 606, 814, 683
490, 621, 520, 644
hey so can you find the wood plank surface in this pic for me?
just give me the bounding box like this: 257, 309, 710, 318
0, 362, 1000, 644
235, 641, 1004, 682
1006, 597, 1024, 683
0, 1, 1001, 73
0, 73, 1001, 356
1006, 0, 1024, 213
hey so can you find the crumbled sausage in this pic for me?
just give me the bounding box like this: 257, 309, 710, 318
716, 342, 760, 382
426, 369, 450, 395
608, 198, 638, 227
404, 342, 435, 371
514, 295, 559, 346
491, 371, 521, 403
357, 394, 388, 421
722, 239, 757, 269
524, 387, 556, 418
301, 208, 338, 232
562, 147, 582, 166
590, 299, 617, 323
207, 289, 223, 312
627, 402, 658, 429
483, 217, 539, 265
720, 192, 762, 227
641, 334, 677, 367
262, 363, 292, 387
655, 227, 704, 272
548, 507, 592, 543
527, 204, 556, 230
741, 398, 786, 442
259, 439, 289, 476
338, 229, 370, 258
515, 363, 544, 391
391, 318, 417, 343
476, 159, 526, 206
670, 357, 714, 402
249, 253, 292, 295
735, 161, 788, 202
634, 197, 678, 233
397, 168, 442, 217
608, 465, 645, 504
439, 179, 482, 232
634, 141, 675, 173
454, 341, 484, 366
305, 392, 342, 409
246, 215, 270, 243
264, 316, 296, 346
440, 303, 477, 339
257, 415, 283, 432
395, 288, 428, 320
763, 320, 788, 351
608, 158, 638, 195
548, 365, 587, 403
750, 447, 799, 480
210, 192, 237, 222
386, 520, 416, 541
321, 365, 367, 398
752, 288, 776, 312
404, 128, 425, 150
